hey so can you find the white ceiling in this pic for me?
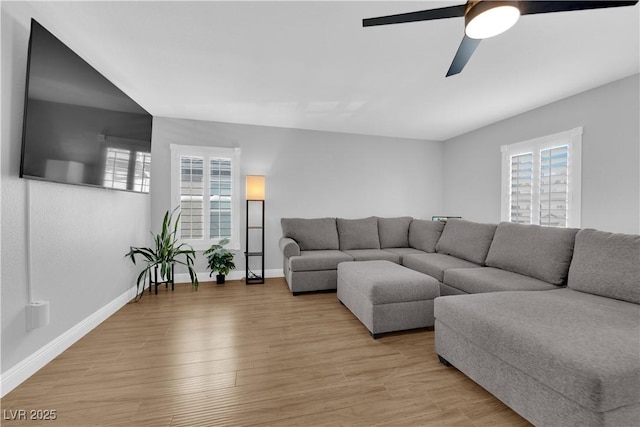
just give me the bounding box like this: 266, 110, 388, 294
14, 0, 640, 141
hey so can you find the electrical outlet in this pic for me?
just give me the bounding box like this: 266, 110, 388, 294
26, 301, 50, 330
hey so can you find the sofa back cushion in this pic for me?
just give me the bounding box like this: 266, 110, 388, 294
377, 216, 413, 248
568, 229, 640, 304
435, 219, 497, 265
337, 217, 380, 250
281, 218, 339, 250
409, 219, 445, 253
485, 222, 578, 286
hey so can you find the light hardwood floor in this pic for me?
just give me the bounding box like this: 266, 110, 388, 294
2, 278, 530, 426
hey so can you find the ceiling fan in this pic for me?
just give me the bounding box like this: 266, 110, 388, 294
363, 1, 639, 77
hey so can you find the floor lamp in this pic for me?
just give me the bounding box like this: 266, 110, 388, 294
245, 175, 265, 284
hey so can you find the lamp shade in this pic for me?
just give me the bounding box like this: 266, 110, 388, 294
246, 175, 265, 200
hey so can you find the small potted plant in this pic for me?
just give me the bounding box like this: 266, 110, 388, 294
204, 238, 236, 284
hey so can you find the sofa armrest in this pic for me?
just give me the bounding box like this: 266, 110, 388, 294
279, 237, 301, 258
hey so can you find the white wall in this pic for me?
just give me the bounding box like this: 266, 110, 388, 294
1, 3, 150, 394
443, 74, 640, 234
151, 117, 444, 276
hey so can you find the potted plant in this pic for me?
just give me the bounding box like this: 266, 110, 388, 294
204, 238, 236, 284
125, 207, 198, 301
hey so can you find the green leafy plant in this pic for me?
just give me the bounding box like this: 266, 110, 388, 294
204, 238, 236, 280
126, 208, 198, 300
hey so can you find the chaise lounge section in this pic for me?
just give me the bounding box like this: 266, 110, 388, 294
435, 229, 640, 426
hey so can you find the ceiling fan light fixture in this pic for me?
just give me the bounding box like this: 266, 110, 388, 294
465, 1, 520, 40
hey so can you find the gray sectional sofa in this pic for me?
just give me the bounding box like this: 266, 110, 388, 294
280, 217, 640, 426
279, 216, 576, 296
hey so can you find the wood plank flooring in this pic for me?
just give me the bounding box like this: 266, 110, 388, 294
1, 278, 531, 426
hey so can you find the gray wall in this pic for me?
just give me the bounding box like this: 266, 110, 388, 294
443, 74, 640, 234
151, 117, 444, 275
1, 4, 150, 380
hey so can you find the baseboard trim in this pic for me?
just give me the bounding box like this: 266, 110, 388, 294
173, 268, 284, 284
0, 285, 139, 398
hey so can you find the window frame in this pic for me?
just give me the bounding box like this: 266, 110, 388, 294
500, 127, 582, 228
170, 144, 241, 251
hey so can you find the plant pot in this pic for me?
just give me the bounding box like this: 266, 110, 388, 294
216, 274, 226, 285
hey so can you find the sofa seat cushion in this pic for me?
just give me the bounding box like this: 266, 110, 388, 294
281, 218, 339, 250
382, 248, 427, 263
568, 229, 640, 304
342, 249, 400, 263
444, 267, 558, 294
337, 217, 381, 250
289, 250, 353, 272
436, 219, 497, 265
434, 289, 640, 412
485, 222, 578, 286
338, 261, 439, 305
377, 216, 413, 248
402, 253, 480, 282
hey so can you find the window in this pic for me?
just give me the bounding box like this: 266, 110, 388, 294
170, 145, 241, 250
501, 127, 582, 228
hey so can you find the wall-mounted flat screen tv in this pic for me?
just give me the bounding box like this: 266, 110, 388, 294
20, 19, 153, 193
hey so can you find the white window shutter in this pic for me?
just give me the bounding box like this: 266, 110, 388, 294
539, 145, 569, 228
180, 156, 204, 239
209, 158, 233, 239
510, 152, 533, 224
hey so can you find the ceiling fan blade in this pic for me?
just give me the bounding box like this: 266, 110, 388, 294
520, 0, 638, 15
363, 4, 466, 27
446, 35, 481, 77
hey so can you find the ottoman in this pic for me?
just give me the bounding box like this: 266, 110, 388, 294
337, 260, 440, 338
